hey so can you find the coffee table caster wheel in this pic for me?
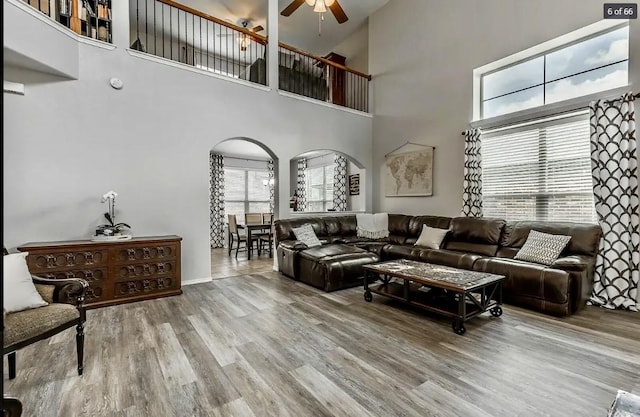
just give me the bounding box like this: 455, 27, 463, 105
364, 291, 372, 302
490, 306, 503, 317
452, 322, 466, 335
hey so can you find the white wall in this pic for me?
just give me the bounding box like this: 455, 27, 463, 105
3, 39, 372, 284
369, 0, 640, 217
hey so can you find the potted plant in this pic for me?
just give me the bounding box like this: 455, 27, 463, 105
93, 191, 132, 240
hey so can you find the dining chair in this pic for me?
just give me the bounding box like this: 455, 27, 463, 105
258, 221, 275, 258
228, 214, 258, 258
244, 213, 263, 225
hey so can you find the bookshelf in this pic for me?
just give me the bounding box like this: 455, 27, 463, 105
58, 0, 112, 43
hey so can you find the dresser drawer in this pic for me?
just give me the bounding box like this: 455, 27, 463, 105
37, 268, 109, 304
113, 276, 177, 299
114, 261, 176, 281
26, 249, 108, 273
113, 244, 178, 264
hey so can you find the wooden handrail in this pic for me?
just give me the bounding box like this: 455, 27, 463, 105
155, 0, 268, 44
278, 41, 372, 80
149, 0, 371, 81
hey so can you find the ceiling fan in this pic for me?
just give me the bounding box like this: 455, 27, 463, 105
217, 20, 264, 51
281, 0, 349, 24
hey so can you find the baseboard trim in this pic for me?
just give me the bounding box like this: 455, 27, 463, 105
182, 276, 213, 286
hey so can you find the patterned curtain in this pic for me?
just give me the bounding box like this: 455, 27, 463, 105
589, 92, 639, 311
210, 153, 226, 248
268, 159, 275, 214
462, 128, 483, 217
333, 154, 348, 211
296, 158, 307, 211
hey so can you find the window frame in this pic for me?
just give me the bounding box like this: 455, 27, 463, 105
305, 164, 335, 212
472, 20, 630, 125
223, 167, 270, 224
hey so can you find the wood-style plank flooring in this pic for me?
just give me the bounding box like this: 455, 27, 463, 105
4, 260, 640, 416
211, 248, 274, 279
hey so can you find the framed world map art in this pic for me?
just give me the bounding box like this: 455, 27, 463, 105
384, 144, 434, 197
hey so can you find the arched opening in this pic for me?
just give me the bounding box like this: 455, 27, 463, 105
209, 138, 279, 267
289, 149, 365, 214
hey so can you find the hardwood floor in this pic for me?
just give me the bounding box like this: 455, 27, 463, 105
211, 248, 274, 280
4, 270, 639, 417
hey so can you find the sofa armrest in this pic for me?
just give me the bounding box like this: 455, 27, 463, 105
550, 255, 595, 313
551, 255, 593, 271
278, 240, 309, 251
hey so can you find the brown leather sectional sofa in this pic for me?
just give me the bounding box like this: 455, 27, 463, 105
275, 214, 602, 316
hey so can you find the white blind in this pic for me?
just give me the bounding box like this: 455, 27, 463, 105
224, 168, 270, 224
306, 165, 334, 212
482, 112, 597, 223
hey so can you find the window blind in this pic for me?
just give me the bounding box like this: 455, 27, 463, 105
482, 111, 597, 223
224, 168, 270, 224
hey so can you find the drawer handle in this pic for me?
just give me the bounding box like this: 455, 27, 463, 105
158, 247, 166, 257
157, 278, 166, 289
157, 263, 165, 273
85, 252, 94, 264
85, 270, 94, 280
65, 272, 75, 279
143, 248, 151, 259
46, 255, 56, 268
127, 265, 136, 276
127, 282, 138, 294
143, 264, 151, 275
127, 249, 136, 260
65, 253, 76, 266
142, 280, 152, 292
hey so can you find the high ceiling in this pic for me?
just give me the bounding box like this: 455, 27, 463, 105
169, 0, 389, 56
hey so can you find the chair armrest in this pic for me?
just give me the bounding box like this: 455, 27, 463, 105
278, 240, 309, 251
31, 275, 89, 312
2, 397, 23, 417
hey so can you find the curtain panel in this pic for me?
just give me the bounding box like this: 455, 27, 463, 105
296, 158, 307, 211
589, 92, 639, 311
333, 154, 348, 211
268, 159, 275, 213
462, 128, 483, 217
210, 153, 226, 248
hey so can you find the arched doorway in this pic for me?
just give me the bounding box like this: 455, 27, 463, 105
209, 138, 279, 264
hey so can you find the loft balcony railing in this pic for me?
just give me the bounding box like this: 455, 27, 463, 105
277, 43, 370, 113
19, 0, 371, 112
132, 0, 268, 84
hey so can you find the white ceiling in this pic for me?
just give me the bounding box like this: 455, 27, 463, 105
164, 0, 389, 56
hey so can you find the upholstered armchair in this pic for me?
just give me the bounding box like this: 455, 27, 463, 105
3, 248, 89, 380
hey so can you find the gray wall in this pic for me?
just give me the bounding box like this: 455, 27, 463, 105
3, 40, 372, 284
369, 0, 640, 216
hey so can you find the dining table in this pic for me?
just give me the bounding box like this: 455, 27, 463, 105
240, 222, 271, 260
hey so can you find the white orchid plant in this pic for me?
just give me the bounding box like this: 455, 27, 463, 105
95, 190, 131, 236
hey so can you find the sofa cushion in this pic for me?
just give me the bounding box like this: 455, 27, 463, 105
4, 303, 79, 348
323, 217, 341, 236
421, 249, 482, 270
383, 244, 424, 260
514, 230, 572, 266
444, 217, 506, 256
337, 216, 357, 236
500, 221, 601, 257
299, 244, 368, 261
275, 218, 327, 243
407, 216, 452, 241
388, 214, 412, 236
473, 257, 570, 305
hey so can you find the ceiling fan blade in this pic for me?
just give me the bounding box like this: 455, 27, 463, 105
252, 25, 264, 33
281, 0, 305, 16
328, 0, 348, 23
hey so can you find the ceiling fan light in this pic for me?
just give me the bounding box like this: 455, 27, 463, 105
313, 0, 326, 13
324, 0, 335, 6
305, 0, 315, 6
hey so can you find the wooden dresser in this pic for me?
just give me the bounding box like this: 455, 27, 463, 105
18, 235, 182, 309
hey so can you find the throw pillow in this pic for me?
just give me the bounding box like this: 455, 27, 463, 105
514, 230, 572, 266
414, 225, 449, 249
3, 252, 48, 313
356, 213, 390, 239
292, 224, 322, 248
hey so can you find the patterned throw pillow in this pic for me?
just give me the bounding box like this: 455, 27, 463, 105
292, 224, 322, 248
514, 230, 572, 266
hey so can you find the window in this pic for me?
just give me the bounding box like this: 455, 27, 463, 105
224, 168, 270, 224
482, 112, 597, 223
481, 24, 629, 118
306, 165, 334, 212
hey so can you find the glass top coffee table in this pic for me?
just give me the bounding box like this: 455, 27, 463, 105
363, 259, 505, 335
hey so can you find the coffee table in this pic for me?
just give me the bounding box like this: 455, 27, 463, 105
363, 259, 505, 335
